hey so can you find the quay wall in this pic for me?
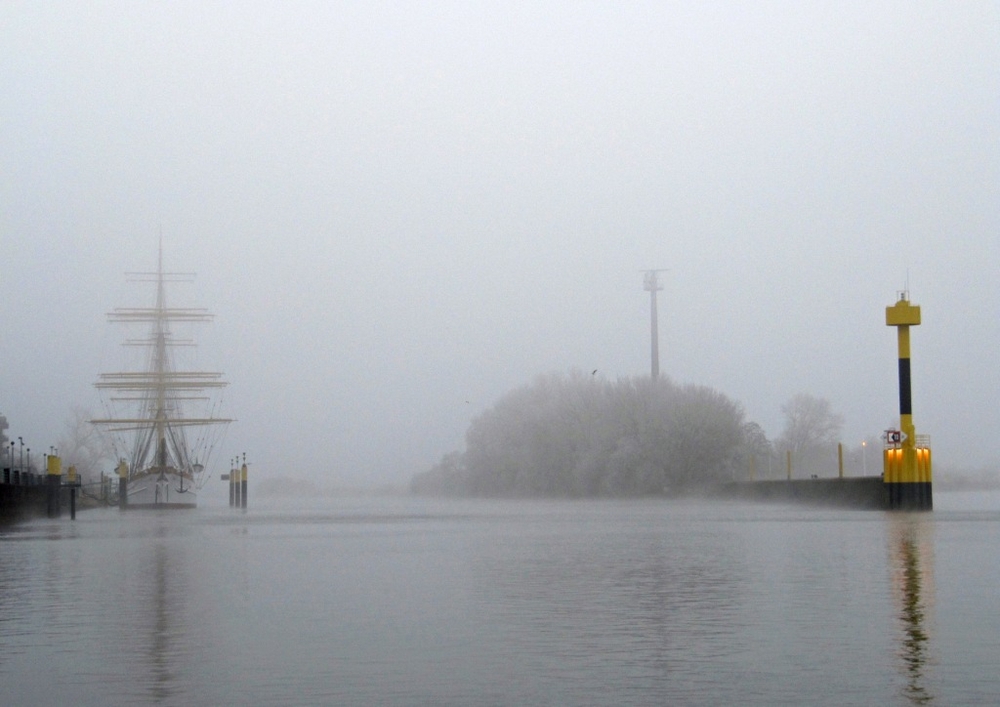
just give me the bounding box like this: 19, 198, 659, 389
0, 482, 49, 520
718, 476, 889, 510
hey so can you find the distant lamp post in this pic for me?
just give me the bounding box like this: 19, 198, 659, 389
862, 440, 868, 476
18, 437, 23, 471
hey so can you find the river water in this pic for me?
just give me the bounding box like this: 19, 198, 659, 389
1, 492, 998, 706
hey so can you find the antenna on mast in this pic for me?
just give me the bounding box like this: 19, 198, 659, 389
897, 268, 911, 303
641, 269, 668, 379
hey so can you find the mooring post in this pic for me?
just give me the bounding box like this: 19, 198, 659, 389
885, 294, 932, 510
118, 459, 128, 510
240, 462, 247, 510
67, 465, 77, 520
838, 443, 844, 479
46, 454, 62, 518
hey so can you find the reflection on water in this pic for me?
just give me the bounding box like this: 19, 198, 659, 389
467, 511, 749, 703
2, 499, 999, 706
148, 540, 178, 702
123, 519, 197, 705
889, 515, 935, 705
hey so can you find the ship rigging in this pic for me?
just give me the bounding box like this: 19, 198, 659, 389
91, 246, 232, 508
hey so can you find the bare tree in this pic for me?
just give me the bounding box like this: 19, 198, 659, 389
777, 393, 844, 475
743, 422, 771, 457
740, 421, 773, 479
57, 406, 115, 484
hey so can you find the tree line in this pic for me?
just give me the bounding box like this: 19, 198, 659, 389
413, 372, 739, 496
412, 372, 854, 497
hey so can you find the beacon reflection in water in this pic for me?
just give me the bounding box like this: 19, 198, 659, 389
889, 516, 935, 705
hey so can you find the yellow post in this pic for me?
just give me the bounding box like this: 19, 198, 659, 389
46, 454, 62, 518
117, 459, 129, 509
838, 443, 844, 479
885, 294, 932, 510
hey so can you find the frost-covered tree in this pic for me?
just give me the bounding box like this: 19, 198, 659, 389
413, 372, 746, 497
776, 393, 844, 476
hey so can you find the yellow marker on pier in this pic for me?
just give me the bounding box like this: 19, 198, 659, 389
884, 294, 932, 510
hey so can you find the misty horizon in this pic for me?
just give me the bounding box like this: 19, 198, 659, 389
2, 3, 997, 496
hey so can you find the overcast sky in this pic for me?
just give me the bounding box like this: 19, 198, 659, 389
2, 1, 997, 496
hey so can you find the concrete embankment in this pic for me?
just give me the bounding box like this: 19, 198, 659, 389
719, 476, 889, 510
0, 481, 88, 522
0, 482, 49, 521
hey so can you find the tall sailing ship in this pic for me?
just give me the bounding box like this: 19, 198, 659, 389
91, 247, 231, 509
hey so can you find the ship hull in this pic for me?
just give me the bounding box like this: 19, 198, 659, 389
126, 471, 197, 509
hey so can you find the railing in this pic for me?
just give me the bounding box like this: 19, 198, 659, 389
883, 433, 931, 450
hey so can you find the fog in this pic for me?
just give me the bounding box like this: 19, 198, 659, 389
2, 2, 997, 497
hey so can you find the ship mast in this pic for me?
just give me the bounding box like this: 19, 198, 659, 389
154, 242, 168, 475
92, 245, 232, 485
